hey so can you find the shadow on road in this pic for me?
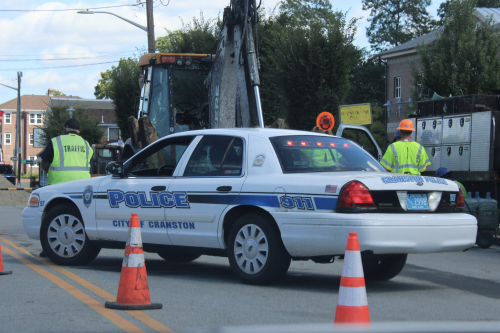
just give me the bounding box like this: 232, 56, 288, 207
401, 264, 500, 300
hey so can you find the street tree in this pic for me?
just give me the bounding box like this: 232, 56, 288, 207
156, 12, 219, 54
258, 0, 359, 131
40, 105, 104, 146
362, 0, 434, 52
94, 58, 141, 140
48, 89, 66, 96
413, 0, 500, 96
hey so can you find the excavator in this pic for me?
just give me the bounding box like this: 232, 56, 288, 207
122, 0, 273, 160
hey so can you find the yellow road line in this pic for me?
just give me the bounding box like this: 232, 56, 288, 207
1, 246, 145, 333
0, 237, 174, 333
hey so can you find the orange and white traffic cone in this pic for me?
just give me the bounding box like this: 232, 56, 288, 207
334, 232, 370, 326
105, 214, 162, 310
0, 244, 13, 275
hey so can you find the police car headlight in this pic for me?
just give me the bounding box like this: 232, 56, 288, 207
427, 191, 442, 211
28, 193, 39, 207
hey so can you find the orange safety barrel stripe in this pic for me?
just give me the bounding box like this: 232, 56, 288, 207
334, 305, 370, 324
124, 246, 143, 255
340, 276, 366, 288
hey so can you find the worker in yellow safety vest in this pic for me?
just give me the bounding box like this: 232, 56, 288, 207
380, 119, 430, 175
436, 167, 468, 197
40, 118, 93, 186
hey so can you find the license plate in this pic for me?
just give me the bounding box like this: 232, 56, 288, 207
407, 194, 428, 210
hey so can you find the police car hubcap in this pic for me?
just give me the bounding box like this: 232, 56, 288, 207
233, 224, 268, 275
47, 214, 85, 258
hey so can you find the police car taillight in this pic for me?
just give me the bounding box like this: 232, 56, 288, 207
456, 188, 465, 208
337, 181, 376, 211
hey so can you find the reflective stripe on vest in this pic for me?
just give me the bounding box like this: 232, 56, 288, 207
47, 134, 92, 185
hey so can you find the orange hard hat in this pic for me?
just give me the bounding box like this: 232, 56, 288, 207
397, 119, 415, 131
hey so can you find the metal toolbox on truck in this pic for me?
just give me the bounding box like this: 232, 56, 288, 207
440, 144, 471, 171
442, 115, 471, 144
423, 146, 441, 172
470, 111, 492, 172
416, 117, 442, 145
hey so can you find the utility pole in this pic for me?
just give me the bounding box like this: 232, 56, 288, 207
16, 72, 22, 187
146, 0, 155, 53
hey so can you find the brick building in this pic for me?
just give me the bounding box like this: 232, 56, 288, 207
0, 88, 118, 173
378, 7, 500, 146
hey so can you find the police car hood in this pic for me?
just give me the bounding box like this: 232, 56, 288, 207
33, 176, 106, 197
286, 172, 458, 193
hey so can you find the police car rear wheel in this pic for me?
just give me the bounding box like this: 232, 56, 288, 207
157, 251, 201, 263
362, 254, 407, 281
41, 205, 100, 266
228, 213, 291, 285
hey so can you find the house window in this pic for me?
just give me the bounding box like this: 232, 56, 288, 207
4, 133, 11, 145
394, 77, 401, 98
28, 156, 38, 167
4, 113, 11, 124
29, 133, 34, 145
29, 113, 43, 125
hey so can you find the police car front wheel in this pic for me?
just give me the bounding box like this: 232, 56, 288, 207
40, 204, 100, 266
228, 213, 291, 285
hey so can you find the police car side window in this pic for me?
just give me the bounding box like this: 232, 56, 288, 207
184, 136, 243, 177
128, 137, 194, 177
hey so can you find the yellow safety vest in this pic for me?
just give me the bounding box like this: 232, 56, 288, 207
309, 149, 342, 167
455, 181, 468, 197
47, 134, 93, 185
380, 141, 430, 175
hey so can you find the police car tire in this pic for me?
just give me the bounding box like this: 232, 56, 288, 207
157, 251, 201, 263
362, 254, 407, 281
40, 205, 101, 266
227, 213, 291, 285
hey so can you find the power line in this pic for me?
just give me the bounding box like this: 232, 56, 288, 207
0, 61, 120, 71
0, 3, 145, 12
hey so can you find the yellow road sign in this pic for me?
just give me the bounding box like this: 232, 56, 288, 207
339, 103, 372, 125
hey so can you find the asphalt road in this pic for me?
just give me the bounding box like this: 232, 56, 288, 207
1, 205, 499, 333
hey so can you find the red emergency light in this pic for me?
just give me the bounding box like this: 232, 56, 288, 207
160, 56, 176, 64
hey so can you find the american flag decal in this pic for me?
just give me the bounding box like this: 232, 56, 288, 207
325, 185, 338, 193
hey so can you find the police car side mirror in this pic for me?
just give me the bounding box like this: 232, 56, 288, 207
106, 161, 124, 177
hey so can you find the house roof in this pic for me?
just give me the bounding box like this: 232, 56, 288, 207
0, 95, 80, 111
378, 28, 442, 59
49, 98, 114, 110
475, 7, 500, 24
378, 7, 499, 60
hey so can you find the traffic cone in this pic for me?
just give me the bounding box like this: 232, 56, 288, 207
334, 232, 370, 325
105, 214, 162, 310
0, 244, 13, 275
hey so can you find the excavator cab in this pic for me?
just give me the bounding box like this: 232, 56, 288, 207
137, 53, 214, 137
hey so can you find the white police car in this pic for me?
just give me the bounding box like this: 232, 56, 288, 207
22, 128, 477, 285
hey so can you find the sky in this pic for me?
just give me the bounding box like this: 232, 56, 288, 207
0, 0, 446, 104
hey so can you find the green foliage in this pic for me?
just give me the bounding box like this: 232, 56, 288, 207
94, 58, 142, 140
40, 105, 104, 146
156, 12, 219, 54
258, 0, 359, 131
345, 51, 386, 106
362, 0, 433, 52
49, 89, 65, 96
437, 0, 500, 25
413, 0, 500, 96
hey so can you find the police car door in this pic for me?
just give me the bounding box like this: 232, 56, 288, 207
95, 135, 196, 245
167, 135, 246, 248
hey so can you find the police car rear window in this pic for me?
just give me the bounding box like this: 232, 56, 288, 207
270, 135, 385, 173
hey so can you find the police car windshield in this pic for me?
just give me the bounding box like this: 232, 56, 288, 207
270, 135, 384, 173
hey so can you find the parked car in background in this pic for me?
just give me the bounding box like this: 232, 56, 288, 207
0, 163, 16, 185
